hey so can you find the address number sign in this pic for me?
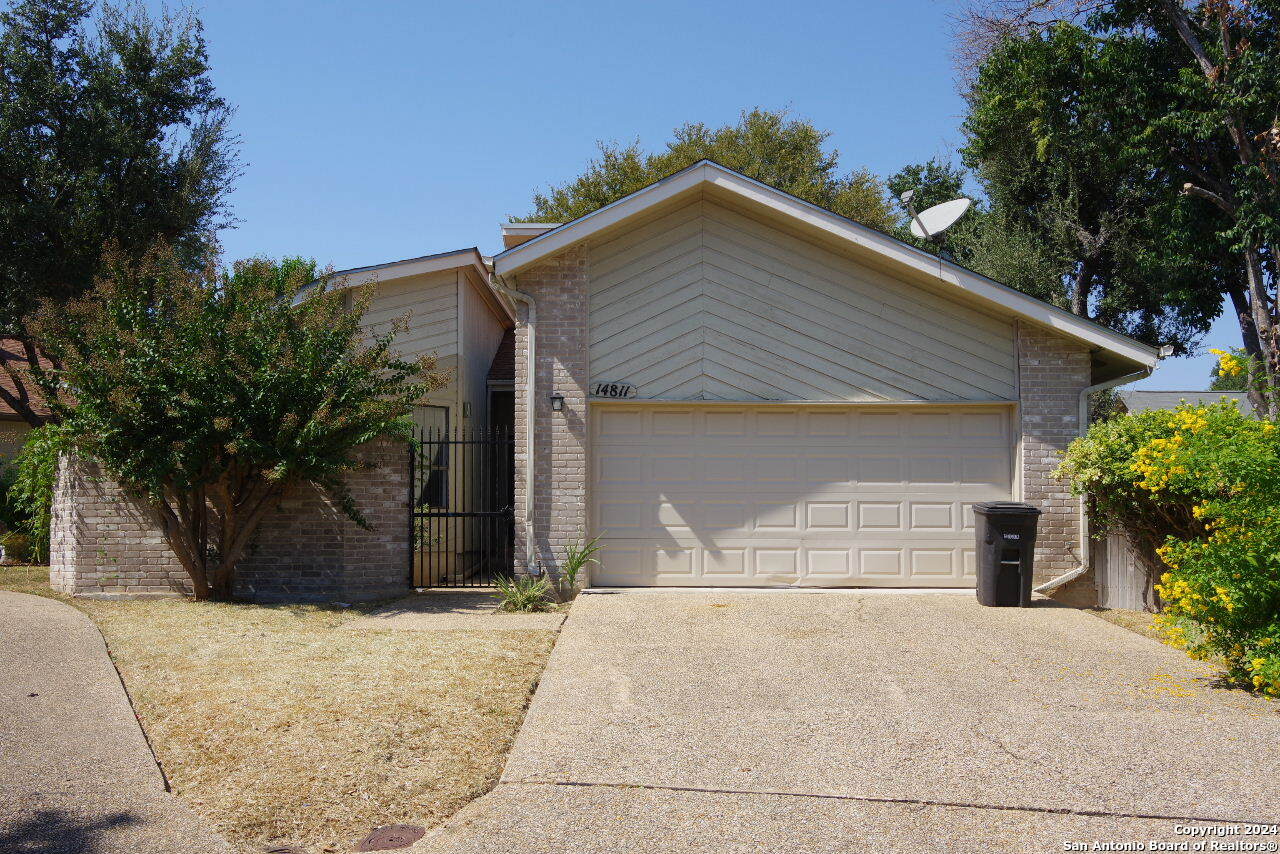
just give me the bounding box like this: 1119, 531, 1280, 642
590, 381, 637, 399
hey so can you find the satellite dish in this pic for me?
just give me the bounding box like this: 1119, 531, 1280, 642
909, 197, 972, 239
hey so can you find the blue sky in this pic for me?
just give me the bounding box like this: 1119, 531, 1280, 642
186, 0, 1233, 391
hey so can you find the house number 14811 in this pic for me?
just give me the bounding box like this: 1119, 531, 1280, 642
590, 381, 637, 399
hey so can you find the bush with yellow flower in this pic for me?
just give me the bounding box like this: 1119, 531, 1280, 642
1058, 399, 1280, 696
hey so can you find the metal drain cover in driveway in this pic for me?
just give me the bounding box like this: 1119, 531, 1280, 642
355, 825, 427, 851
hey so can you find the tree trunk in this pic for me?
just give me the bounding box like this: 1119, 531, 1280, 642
1242, 245, 1279, 418
206, 477, 287, 602
1227, 283, 1263, 362
153, 493, 211, 600
1070, 261, 1093, 318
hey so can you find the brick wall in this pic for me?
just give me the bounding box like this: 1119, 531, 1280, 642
1017, 322, 1092, 594
50, 437, 411, 602
512, 245, 589, 578
236, 437, 410, 602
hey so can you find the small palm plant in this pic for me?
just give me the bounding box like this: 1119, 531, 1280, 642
557, 535, 602, 601
493, 573, 552, 612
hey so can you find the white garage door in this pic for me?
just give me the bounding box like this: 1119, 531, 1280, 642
591, 404, 1014, 587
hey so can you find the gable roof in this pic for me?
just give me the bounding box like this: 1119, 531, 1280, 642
493, 160, 1158, 377
300, 247, 515, 325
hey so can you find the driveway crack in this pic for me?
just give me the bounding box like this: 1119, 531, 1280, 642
501, 778, 1276, 826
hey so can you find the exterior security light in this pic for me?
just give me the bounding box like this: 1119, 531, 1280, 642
549, 392, 565, 411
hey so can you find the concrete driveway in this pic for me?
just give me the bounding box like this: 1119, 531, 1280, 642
414, 590, 1280, 853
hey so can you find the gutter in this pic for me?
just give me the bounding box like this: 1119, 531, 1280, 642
489, 272, 538, 573
1032, 360, 1160, 595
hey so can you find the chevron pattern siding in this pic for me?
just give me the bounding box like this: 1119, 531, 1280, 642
587, 198, 1017, 401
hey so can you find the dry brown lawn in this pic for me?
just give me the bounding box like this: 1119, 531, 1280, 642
0, 565, 557, 853
1088, 606, 1164, 642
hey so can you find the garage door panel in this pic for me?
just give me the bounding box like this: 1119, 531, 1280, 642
703, 456, 749, 482
856, 456, 903, 485
652, 455, 696, 482
753, 502, 799, 530
591, 404, 1011, 587
961, 454, 1010, 487
909, 502, 955, 531
857, 502, 902, 531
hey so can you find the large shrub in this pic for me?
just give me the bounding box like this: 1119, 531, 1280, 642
1058, 399, 1280, 695
31, 242, 449, 600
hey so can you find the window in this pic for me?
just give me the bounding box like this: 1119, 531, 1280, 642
415, 406, 449, 508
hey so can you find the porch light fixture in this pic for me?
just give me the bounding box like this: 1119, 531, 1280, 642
549, 392, 565, 412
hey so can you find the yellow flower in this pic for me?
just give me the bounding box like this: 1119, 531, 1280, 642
1209, 348, 1245, 377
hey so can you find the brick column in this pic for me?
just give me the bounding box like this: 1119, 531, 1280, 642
512, 246, 590, 578
49, 455, 190, 597
1017, 322, 1092, 595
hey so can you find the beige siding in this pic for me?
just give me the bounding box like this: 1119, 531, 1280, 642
588, 198, 1017, 401
363, 269, 459, 362
361, 268, 459, 407
458, 269, 508, 428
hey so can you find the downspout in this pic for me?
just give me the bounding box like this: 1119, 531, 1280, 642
490, 271, 538, 573
1032, 363, 1156, 595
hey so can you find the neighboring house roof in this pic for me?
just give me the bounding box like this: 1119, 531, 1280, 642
299, 247, 516, 325
0, 340, 50, 421
486, 328, 515, 386
492, 160, 1158, 381
1116, 389, 1254, 417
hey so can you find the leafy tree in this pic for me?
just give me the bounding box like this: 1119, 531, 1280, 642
0, 0, 239, 426
960, 24, 1221, 350
520, 108, 897, 232
957, 0, 1280, 416
31, 243, 449, 600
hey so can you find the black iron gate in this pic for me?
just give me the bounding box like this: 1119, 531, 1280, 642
409, 426, 514, 587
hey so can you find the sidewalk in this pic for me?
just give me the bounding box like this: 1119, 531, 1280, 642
0, 591, 232, 854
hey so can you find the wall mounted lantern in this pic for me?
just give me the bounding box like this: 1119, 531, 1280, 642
549, 392, 565, 412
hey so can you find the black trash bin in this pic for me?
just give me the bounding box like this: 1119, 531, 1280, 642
973, 502, 1042, 607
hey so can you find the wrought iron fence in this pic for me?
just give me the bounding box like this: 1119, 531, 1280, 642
409, 426, 514, 587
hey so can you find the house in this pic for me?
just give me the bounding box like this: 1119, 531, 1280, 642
1115, 389, 1253, 417
493, 160, 1158, 595
47, 160, 1164, 605
0, 340, 48, 468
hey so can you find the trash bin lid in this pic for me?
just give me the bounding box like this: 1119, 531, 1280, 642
973, 501, 1041, 516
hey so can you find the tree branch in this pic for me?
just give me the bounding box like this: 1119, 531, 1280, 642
1181, 182, 1235, 213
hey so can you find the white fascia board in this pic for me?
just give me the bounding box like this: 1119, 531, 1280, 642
501, 222, 563, 234
494, 161, 1158, 368
333, 248, 487, 287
